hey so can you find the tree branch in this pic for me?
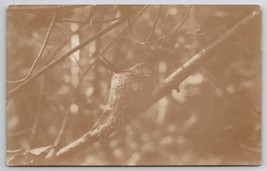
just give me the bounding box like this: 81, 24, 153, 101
7, 18, 126, 100
38, 9, 260, 165
7, 15, 56, 84
7, 6, 148, 101
9, 8, 259, 165
123, 6, 162, 45
147, 5, 191, 45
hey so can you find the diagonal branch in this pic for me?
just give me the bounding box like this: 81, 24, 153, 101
39, 9, 260, 165
7, 18, 126, 100
7, 15, 57, 84
7, 6, 148, 101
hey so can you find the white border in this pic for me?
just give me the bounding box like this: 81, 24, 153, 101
1, 1, 266, 171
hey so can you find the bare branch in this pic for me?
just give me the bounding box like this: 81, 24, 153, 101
144, 6, 162, 43
44, 9, 260, 164
7, 6, 148, 101
48, 6, 151, 154
123, 6, 162, 45
7, 18, 125, 100
46, 36, 121, 158
147, 5, 191, 44
7, 15, 56, 84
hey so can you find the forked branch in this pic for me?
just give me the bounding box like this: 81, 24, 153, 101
41, 9, 260, 165
7, 9, 260, 165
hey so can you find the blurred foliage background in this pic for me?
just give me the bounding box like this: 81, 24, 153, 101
7, 5, 261, 165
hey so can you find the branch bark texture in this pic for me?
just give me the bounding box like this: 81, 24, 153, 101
37, 9, 261, 165
10, 9, 259, 165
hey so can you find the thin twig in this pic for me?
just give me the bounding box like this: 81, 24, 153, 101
7, 6, 148, 101
46, 31, 132, 158
144, 6, 162, 44
7, 18, 125, 100
46, 66, 92, 158
43, 9, 96, 66
7, 15, 57, 84
50, 7, 149, 142
147, 5, 191, 45
46, 6, 150, 159
122, 6, 162, 46
49, 9, 260, 163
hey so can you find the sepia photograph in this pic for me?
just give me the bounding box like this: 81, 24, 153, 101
6, 5, 261, 166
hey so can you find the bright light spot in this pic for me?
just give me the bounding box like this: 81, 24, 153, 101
8, 117, 19, 130
171, 90, 186, 103
159, 136, 174, 146
70, 54, 79, 63
63, 75, 71, 83
158, 61, 167, 73
155, 27, 162, 35
71, 66, 80, 74
255, 124, 261, 131
156, 97, 168, 124
128, 152, 141, 165
70, 104, 79, 114
241, 80, 254, 88
184, 114, 197, 129
111, 76, 119, 87
113, 148, 122, 158
188, 73, 203, 84
88, 41, 96, 56
174, 43, 180, 48
32, 31, 40, 39
70, 23, 79, 31
177, 36, 185, 44
214, 11, 227, 17
86, 87, 94, 97
168, 7, 177, 15
226, 85, 235, 93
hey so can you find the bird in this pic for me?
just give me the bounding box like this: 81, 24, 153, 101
90, 63, 154, 139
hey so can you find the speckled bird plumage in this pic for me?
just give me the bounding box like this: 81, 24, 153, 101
91, 63, 154, 133
108, 63, 154, 122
